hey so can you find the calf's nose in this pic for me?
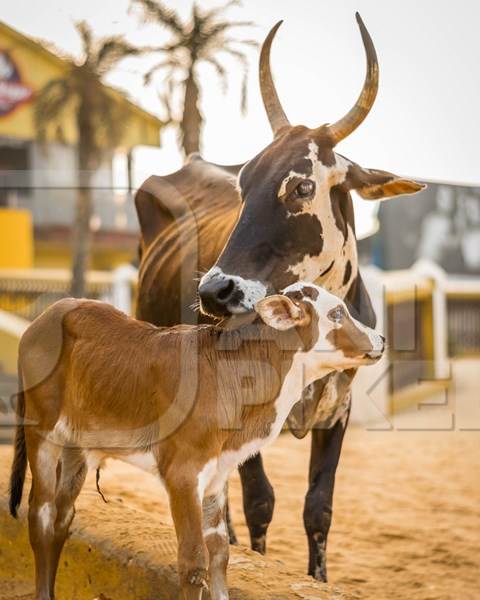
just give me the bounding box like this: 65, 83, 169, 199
366, 334, 385, 360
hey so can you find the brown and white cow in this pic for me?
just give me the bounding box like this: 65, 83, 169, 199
134, 14, 425, 580
9, 283, 384, 600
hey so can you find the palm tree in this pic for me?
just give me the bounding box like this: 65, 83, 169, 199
132, 0, 256, 156
35, 22, 142, 298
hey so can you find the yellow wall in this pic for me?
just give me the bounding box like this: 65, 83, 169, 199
34, 242, 136, 271
0, 208, 33, 268
0, 22, 162, 148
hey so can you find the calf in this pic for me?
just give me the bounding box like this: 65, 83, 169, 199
9, 282, 384, 600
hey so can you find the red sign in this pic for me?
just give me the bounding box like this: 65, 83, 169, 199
0, 50, 33, 117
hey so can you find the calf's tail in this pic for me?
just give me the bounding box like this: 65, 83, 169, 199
9, 362, 27, 518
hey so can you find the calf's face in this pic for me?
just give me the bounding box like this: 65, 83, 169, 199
255, 281, 384, 371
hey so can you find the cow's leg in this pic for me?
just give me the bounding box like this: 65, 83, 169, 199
167, 474, 208, 599
27, 439, 62, 600
303, 408, 350, 582
238, 453, 274, 554
203, 486, 229, 600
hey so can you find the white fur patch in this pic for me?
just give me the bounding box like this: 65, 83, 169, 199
203, 521, 227, 539
115, 452, 159, 474
285, 144, 356, 297
197, 458, 219, 501
203, 350, 332, 497
278, 169, 308, 198
38, 502, 54, 533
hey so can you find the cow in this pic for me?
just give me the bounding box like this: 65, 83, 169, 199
9, 283, 384, 600
134, 14, 425, 581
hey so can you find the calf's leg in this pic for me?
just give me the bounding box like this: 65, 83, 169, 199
27, 438, 62, 600
203, 487, 229, 600
303, 408, 350, 582
167, 474, 209, 600
238, 453, 274, 554
51, 448, 87, 578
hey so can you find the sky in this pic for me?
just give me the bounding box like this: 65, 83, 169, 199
3, 0, 480, 191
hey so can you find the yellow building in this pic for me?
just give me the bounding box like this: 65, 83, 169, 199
0, 20, 163, 269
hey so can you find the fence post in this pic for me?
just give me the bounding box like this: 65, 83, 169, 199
412, 258, 449, 379
112, 264, 137, 316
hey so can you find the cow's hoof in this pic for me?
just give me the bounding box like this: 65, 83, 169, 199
251, 534, 266, 555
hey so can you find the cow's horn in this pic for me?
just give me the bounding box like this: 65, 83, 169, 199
327, 13, 379, 144
259, 20, 290, 137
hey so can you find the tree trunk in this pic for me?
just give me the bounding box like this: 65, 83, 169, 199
180, 70, 202, 156
70, 101, 95, 298
70, 182, 93, 298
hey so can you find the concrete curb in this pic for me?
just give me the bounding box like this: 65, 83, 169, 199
0, 447, 347, 600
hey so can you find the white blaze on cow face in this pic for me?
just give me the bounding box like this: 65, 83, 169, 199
282, 142, 357, 297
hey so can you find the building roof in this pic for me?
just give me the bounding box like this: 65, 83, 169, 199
0, 20, 163, 148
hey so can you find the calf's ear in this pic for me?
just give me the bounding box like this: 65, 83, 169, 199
255, 296, 311, 331
346, 163, 426, 201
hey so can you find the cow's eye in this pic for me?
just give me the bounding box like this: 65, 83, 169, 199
296, 180, 315, 198
328, 306, 345, 323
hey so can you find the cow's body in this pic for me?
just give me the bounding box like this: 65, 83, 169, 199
136, 156, 241, 326
10, 285, 384, 600
135, 15, 424, 581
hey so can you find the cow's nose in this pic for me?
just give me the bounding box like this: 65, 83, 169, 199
198, 277, 236, 316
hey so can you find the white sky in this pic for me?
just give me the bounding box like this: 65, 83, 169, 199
3, 0, 480, 188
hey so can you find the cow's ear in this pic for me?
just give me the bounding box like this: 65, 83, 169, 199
346, 164, 426, 201
255, 295, 311, 331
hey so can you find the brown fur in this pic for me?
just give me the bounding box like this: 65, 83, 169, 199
12, 292, 379, 600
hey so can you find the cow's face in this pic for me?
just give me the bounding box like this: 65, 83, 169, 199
198, 15, 425, 318
198, 125, 423, 317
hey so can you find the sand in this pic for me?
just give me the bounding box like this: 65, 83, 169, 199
1, 359, 479, 599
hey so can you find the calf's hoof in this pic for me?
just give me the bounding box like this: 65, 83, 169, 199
187, 568, 209, 589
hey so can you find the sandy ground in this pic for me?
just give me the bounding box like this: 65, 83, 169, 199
1, 360, 479, 599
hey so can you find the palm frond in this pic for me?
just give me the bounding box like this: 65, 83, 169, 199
75, 21, 94, 64
34, 78, 72, 144
84, 85, 129, 157
144, 58, 184, 85
203, 0, 241, 20
204, 57, 228, 94
95, 37, 144, 73
228, 38, 259, 48
201, 20, 256, 41
131, 0, 185, 35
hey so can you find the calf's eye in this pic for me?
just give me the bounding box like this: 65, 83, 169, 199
296, 180, 315, 198
328, 306, 345, 323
